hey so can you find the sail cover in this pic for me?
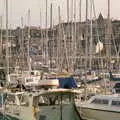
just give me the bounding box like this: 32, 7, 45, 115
57, 77, 77, 89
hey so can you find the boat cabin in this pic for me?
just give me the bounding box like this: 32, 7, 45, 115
5, 92, 29, 106
34, 89, 80, 120
86, 95, 120, 110
2, 89, 80, 120
79, 95, 120, 120
3, 92, 34, 120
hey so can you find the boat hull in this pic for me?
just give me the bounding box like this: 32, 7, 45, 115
80, 107, 120, 120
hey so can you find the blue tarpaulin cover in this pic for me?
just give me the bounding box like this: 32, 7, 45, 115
57, 77, 77, 89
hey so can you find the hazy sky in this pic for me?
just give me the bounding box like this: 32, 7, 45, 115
0, 0, 119, 28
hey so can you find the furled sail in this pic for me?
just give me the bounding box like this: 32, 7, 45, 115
96, 41, 103, 53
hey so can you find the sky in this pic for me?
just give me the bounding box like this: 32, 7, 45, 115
0, 0, 119, 28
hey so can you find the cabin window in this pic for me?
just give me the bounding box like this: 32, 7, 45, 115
112, 101, 120, 106
6, 95, 16, 104
91, 98, 108, 105
0, 94, 7, 104
37, 95, 72, 106
18, 94, 29, 106
61, 95, 72, 104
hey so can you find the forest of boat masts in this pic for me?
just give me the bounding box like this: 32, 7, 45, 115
0, 0, 120, 79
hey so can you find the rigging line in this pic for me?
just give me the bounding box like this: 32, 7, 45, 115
45, 0, 49, 65
0, 16, 3, 55
118, 45, 120, 54
61, 22, 69, 71
92, 0, 100, 42
57, 6, 62, 71
89, 0, 93, 70
92, 0, 104, 70
38, 0, 45, 64
106, 0, 117, 56
59, 23, 65, 71
110, 20, 120, 55
111, 31, 118, 56
115, 29, 120, 48
107, 0, 117, 57
73, 0, 77, 67
79, 0, 83, 55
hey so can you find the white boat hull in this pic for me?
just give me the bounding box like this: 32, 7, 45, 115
80, 107, 120, 120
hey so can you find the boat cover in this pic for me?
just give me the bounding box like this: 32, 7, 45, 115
57, 77, 77, 88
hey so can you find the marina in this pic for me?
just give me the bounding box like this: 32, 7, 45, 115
0, 0, 119, 120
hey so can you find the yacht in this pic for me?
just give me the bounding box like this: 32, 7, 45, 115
78, 95, 120, 120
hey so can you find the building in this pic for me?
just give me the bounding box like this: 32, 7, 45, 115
0, 13, 120, 72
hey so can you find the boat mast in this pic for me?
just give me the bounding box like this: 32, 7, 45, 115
106, 0, 111, 70
71, 0, 73, 21
85, 0, 88, 70
39, 7, 44, 65
60, 96, 63, 120
45, 0, 48, 65
71, 0, 74, 71
50, 3, 53, 29
79, 0, 81, 22
27, 9, 31, 73
89, 0, 93, 70
84, 0, 89, 101
66, 0, 70, 71
57, 6, 61, 71
49, 3, 53, 69
21, 16, 25, 71
79, 0, 82, 50
108, 0, 110, 20
0, 16, 3, 58
67, 0, 69, 23
73, 0, 77, 71
5, 0, 10, 82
